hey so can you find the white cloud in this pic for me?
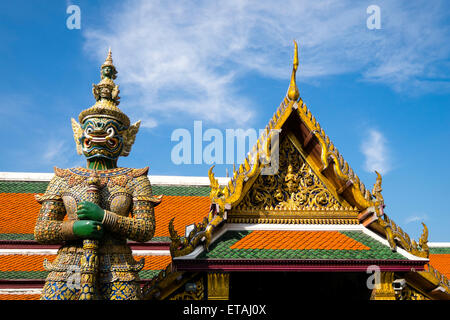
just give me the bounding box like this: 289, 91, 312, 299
41, 139, 82, 168
361, 129, 390, 174
405, 214, 429, 224
82, 0, 450, 127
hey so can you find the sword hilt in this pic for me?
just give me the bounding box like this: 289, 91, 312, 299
79, 171, 101, 300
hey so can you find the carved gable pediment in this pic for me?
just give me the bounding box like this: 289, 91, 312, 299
229, 135, 359, 224
236, 137, 342, 211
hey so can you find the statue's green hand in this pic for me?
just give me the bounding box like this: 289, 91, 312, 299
76, 201, 105, 222
73, 220, 103, 239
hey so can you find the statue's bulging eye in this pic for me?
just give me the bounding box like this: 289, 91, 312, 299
86, 127, 93, 134
107, 127, 115, 136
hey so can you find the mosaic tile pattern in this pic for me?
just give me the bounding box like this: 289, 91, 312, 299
197, 230, 406, 260
429, 253, 450, 278
230, 231, 370, 250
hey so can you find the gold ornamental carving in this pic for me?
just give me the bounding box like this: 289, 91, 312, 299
170, 279, 204, 300
370, 272, 396, 300
235, 138, 343, 212
207, 273, 230, 300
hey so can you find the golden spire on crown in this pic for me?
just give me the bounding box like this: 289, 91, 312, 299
101, 48, 117, 79
78, 49, 130, 127
287, 40, 300, 102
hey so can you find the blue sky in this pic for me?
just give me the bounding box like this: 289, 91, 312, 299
0, 0, 449, 241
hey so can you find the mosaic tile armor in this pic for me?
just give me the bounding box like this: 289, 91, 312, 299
35, 167, 158, 299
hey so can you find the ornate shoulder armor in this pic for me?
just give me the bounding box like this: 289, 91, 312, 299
35, 170, 67, 204
128, 169, 163, 206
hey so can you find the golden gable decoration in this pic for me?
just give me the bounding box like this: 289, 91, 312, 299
236, 138, 342, 211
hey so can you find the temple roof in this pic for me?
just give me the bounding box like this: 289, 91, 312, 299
173, 224, 428, 272
163, 43, 450, 300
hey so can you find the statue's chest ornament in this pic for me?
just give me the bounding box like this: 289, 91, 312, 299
57, 167, 139, 218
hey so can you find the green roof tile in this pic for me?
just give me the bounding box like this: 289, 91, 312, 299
196, 230, 406, 260
429, 247, 450, 254
0, 271, 48, 280
0, 269, 162, 281
152, 185, 210, 197
0, 182, 48, 194
139, 270, 163, 280
0, 234, 35, 240
0, 233, 170, 243
0, 181, 210, 197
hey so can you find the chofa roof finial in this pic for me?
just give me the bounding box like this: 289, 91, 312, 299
287, 40, 299, 102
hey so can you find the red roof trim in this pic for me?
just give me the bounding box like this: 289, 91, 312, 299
173, 258, 426, 273
0, 240, 170, 251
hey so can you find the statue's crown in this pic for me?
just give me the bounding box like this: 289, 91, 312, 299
78, 49, 130, 128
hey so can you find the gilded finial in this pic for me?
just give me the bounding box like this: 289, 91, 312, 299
91, 48, 121, 106
287, 40, 299, 101
79, 48, 130, 127
101, 48, 117, 80
372, 170, 384, 203
419, 222, 429, 257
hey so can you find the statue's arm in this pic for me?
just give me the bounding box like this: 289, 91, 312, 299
34, 176, 76, 244
102, 175, 157, 242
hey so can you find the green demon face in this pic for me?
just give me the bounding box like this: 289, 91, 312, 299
101, 66, 116, 80
79, 117, 125, 160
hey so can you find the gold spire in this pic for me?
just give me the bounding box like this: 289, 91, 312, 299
287, 40, 299, 101
78, 49, 129, 127
103, 47, 113, 66
101, 47, 117, 79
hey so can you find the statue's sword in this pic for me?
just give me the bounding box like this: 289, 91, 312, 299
79, 171, 101, 300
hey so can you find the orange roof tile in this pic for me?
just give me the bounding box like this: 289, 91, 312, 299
0, 193, 42, 234
154, 195, 210, 237
230, 231, 370, 250
0, 254, 170, 272
429, 254, 450, 278
134, 255, 172, 270
0, 193, 210, 238
0, 294, 40, 300
0, 255, 52, 272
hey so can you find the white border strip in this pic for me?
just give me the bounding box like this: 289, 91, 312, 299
0, 249, 57, 255
150, 175, 230, 186
0, 289, 42, 295
428, 242, 450, 248
0, 172, 230, 186
0, 172, 53, 182
225, 223, 363, 231
0, 249, 170, 256
132, 250, 171, 256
